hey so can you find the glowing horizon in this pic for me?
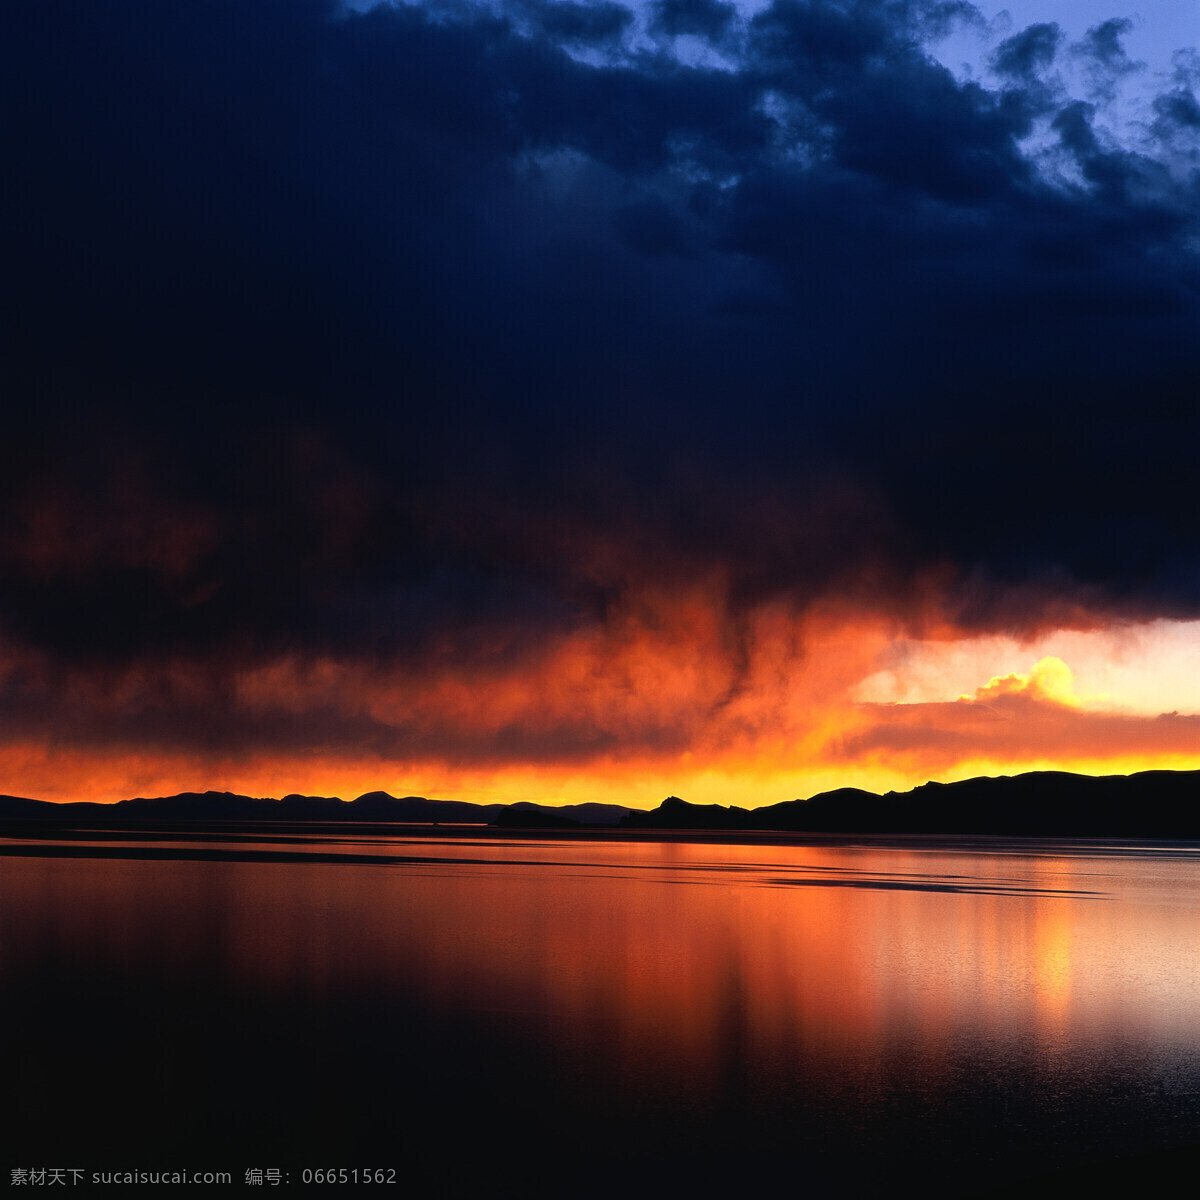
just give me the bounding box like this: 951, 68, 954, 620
6, 1, 1200, 817
8, 611, 1200, 809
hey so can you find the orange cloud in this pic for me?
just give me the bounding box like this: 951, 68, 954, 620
962, 656, 1082, 707
3, 583, 1200, 808
838, 653, 1200, 786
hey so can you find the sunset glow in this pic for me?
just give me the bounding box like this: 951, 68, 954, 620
5, 0, 1199, 811
3, 602, 1198, 807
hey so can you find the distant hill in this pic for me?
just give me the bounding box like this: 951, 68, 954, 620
620, 770, 1200, 837
3, 770, 1199, 835
0, 789, 633, 827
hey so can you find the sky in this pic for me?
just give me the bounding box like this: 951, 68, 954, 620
3, 0, 1200, 807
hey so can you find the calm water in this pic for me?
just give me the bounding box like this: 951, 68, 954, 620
3, 826, 1200, 1193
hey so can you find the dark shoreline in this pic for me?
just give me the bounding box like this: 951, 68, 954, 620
3, 817, 1199, 860
5, 767, 1200, 839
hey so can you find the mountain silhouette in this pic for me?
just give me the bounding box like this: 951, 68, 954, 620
619, 770, 1200, 837
0, 789, 632, 827
2, 770, 1199, 836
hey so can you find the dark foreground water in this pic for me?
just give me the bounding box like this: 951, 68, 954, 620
3, 825, 1200, 1194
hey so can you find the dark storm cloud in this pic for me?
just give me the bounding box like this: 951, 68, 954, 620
519, 0, 635, 46
3, 0, 1200, 724
991, 22, 1061, 83
1153, 86, 1200, 146
613, 198, 697, 256
1073, 16, 1142, 101
650, 0, 737, 42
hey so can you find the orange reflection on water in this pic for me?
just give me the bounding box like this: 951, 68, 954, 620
4, 833, 1200, 1117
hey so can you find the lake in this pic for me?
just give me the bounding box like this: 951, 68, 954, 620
3, 825, 1199, 1193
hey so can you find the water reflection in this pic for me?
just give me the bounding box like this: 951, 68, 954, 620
2, 829, 1199, 1191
